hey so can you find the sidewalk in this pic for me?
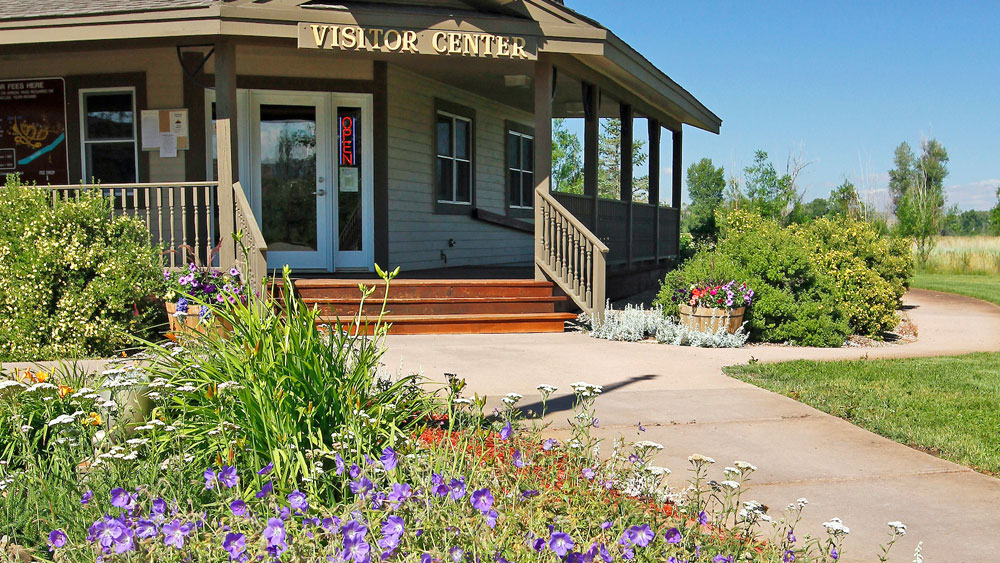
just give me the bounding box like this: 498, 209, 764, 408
382, 289, 1000, 562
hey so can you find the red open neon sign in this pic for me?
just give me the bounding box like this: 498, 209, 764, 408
340, 116, 355, 166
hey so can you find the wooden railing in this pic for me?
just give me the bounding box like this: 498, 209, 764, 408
49, 182, 219, 268
535, 186, 608, 320
231, 181, 268, 293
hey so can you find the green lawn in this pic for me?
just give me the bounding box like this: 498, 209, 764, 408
726, 353, 1000, 475
911, 272, 1000, 307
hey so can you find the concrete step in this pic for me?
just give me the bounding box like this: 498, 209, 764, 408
318, 312, 578, 335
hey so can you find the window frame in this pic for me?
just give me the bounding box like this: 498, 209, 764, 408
78, 86, 139, 184
505, 120, 535, 218
433, 98, 475, 215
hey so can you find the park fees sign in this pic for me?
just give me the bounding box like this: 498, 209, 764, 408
297, 23, 537, 60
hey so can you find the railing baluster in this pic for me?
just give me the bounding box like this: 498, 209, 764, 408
168, 187, 176, 268
194, 185, 202, 266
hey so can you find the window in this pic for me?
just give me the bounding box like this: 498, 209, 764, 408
507, 128, 534, 209
80, 88, 137, 183
435, 106, 473, 207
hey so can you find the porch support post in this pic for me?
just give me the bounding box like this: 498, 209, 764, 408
583, 82, 599, 230
215, 38, 238, 266
620, 103, 633, 267
648, 120, 661, 260
672, 129, 683, 256
533, 54, 553, 281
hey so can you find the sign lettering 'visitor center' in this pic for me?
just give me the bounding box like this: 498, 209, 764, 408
298, 23, 536, 60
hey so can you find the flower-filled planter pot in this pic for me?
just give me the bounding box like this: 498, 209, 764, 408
678, 304, 745, 334
165, 302, 230, 341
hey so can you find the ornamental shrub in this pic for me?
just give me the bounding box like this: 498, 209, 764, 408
656, 209, 850, 347
0, 176, 164, 360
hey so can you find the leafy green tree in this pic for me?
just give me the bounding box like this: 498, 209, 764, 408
683, 158, 725, 240
552, 118, 583, 194
829, 180, 860, 218
990, 187, 1000, 236
788, 197, 830, 224
941, 206, 991, 236
893, 138, 949, 264
742, 150, 797, 220
597, 118, 649, 201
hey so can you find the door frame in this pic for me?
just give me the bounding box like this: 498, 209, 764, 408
204, 89, 374, 273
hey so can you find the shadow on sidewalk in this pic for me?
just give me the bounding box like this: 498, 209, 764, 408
515, 374, 657, 419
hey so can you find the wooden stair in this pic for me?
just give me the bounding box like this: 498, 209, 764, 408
291, 279, 576, 335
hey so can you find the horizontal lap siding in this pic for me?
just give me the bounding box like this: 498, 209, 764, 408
387, 66, 534, 272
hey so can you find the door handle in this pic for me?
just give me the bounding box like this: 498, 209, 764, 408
313, 189, 326, 196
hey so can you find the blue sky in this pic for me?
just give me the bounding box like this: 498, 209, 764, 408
567, 0, 1000, 210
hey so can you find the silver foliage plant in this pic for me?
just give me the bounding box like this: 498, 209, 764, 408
584, 303, 749, 348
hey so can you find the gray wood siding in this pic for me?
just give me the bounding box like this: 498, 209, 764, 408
387, 65, 534, 271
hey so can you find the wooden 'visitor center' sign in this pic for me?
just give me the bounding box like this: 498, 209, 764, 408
298, 23, 537, 60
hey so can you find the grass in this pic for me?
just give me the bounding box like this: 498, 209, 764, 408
911, 272, 1000, 307
920, 235, 1000, 275
726, 353, 1000, 475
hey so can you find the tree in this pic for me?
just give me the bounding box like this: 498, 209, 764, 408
990, 187, 1000, 236
552, 118, 583, 194
683, 158, 725, 240
788, 197, 830, 224
893, 138, 949, 264
597, 118, 649, 201
828, 179, 861, 218
742, 150, 797, 220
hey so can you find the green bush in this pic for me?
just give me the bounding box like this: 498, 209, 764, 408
0, 177, 164, 360
657, 210, 850, 347
657, 210, 913, 346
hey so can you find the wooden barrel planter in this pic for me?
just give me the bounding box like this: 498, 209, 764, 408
165, 302, 231, 341
678, 304, 745, 334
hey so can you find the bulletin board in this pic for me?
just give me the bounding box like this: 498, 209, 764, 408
141, 109, 189, 157
0, 78, 69, 184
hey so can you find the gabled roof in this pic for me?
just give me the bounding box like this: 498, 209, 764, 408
0, 0, 214, 21
0, 0, 720, 133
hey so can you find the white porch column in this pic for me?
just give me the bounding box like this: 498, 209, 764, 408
533, 54, 553, 281
215, 38, 238, 266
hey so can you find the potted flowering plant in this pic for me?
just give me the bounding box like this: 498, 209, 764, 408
162, 261, 246, 339
676, 280, 754, 334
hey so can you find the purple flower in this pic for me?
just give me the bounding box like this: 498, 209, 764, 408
582, 467, 596, 480
787, 529, 797, 543
48, 529, 68, 550
335, 454, 346, 475
162, 519, 190, 549
521, 489, 539, 499
135, 519, 158, 539
698, 511, 709, 526
449, 547, 464, 563
625, 524, 654, 548
712, 556, 734, 563
81, 490, 93, 506
230, 499, 248, 517
530, 536, 546, 552
151, 498, 167, 520
229, 267, 241, 277
638, 421, 646, 432
342, 520, 368, 543
219, 466, 239, 488
387, 483, 412, 504
189, 263, 198, 272
665, 527, 681, 544
223, 532, 247, 561
550, 531, 575, 557
263, 518, 287, 553
830, 548, 839, 561
380, 447, 398, 471
542, 438, 557, 451
88, 516, 127, 553
350, 464, 362, 479
421, 554, 432, 563
256, 480, 273, 499
485, 509, 498, 529
601, 520, 613, 530
512, 450, 525, 468
204, 468, 217, 489
470, 488, 494, 513
110, 488, 136, 511
449, 477, 466, 500
500, 422, 512, 440
599, 543, 613, 563
257, 462, 274, 475
342, 537, 372, 563
351, 477, 374, 498
783, 550, 796, 563
288, 490, 309, 512
382, 515, 405, 539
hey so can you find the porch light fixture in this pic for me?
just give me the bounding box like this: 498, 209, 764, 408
504, 74, 531, 88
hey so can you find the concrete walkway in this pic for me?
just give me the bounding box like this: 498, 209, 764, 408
382, 289, 1000, 562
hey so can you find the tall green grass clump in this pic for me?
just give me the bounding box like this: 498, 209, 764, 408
920, 236, 1000, 275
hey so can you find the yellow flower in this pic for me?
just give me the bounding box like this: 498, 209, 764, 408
58, 384, 74, 398
86, 412, 102, 426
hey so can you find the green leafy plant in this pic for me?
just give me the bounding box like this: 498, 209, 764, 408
0, 176, 163, 361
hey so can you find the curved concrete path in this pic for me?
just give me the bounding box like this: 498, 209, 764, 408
382, 289, 1000, 562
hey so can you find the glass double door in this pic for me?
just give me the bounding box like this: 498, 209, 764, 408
210, 90, 373, 272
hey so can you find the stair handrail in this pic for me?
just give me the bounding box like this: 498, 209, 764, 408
534, 186, 608, 321
231, 181, 268, 293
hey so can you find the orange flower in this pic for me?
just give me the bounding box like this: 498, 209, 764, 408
33, 371, 48, 383
86, 412, 102, 426
58, 385, 74, 398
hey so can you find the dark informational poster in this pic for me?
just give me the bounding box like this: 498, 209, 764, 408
0, 78, 69, 185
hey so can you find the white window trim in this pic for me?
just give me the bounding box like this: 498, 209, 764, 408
508, 130, 534, 209
436, 110, 472, 205
78, 86, 139, 183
